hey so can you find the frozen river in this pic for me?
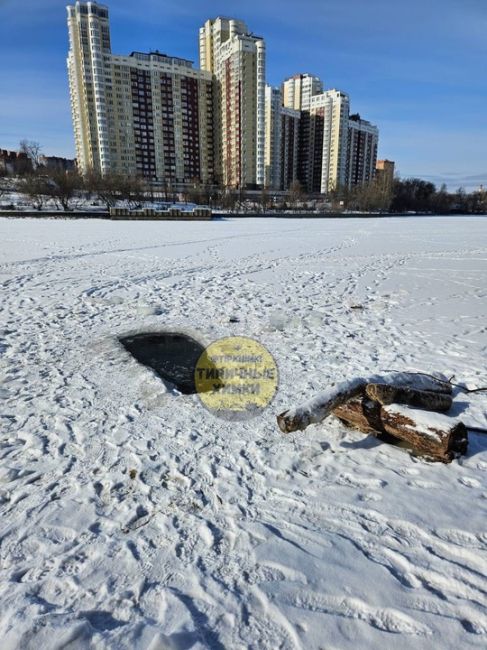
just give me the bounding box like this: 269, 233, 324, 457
1, 216, 486, 649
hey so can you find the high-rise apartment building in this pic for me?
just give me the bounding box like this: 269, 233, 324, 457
307, 90, 350, 193
346, 114, 379, 188
67, 4, 382, 196
280, 107, 301, 191
282, 73, 323, 112
67, 1, 214, 186
199, 18, 266, 188
264, 86, 282, 190
264, 85, 300, 190
282, 73, 323, 191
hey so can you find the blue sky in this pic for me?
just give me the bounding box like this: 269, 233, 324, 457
0, 0, 486, 190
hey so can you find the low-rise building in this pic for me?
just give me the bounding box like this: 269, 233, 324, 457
0, 149, 32, 175
39, 156, 77, 173
376, 159, 395, 188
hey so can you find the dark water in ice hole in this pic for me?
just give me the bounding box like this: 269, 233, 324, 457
119, 332, 211, 395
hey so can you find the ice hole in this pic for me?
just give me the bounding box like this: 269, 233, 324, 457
119, 332, 208, 395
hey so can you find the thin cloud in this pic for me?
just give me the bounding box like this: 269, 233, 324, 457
414, 173, 487, 192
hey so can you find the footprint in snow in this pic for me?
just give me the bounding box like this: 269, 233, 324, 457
458, 476, 481, 488
397, 467, 420, 477
358, 493, 382, 503
407, 480, 439, 489
435, 528, 487, 549
336, 473, 387, 489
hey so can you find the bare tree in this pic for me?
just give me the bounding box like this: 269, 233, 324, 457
209, 184, 223, 209
0, 176, 12, 202
84, 171, 121, 210
259, 186, 271, 213
19, 140, 42, 169
220, 190, 238, 212
18, 173, 50, 210
46, 171, 83, 211
372, 175, 393, 212
186, 178, 205, 205
287, 180, 303, 211
236, 188, 249, 212
333, 178, 392, 213
161, 179, 175, 202
325, 182, 345, 211
118, 174, 147, 209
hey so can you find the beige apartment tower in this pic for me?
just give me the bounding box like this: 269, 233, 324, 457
308, 90, 350, 193
282, 73, 323, 189
282, 73, 323, 112
199, 18, 266, 188
67, 1, 214, 186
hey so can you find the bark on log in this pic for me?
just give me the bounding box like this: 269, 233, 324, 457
365, 383, 452, 412
277, 371, 452, 434
277, 378, 366, 433
333, 398, 468, 462
379, 372, 452, 394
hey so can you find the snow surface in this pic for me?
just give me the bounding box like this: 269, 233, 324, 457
1, 216, 487, 649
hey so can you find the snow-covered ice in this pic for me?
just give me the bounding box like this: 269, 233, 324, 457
0, 216, 486, 649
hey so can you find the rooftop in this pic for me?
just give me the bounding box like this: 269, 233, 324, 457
129, 51, 194, 67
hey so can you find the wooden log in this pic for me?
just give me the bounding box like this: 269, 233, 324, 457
365, 383, 452, 412
277, 378, 367, 433
333, 398, 468, 462
379, 372, 453, 395
277, 371, 452, 433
